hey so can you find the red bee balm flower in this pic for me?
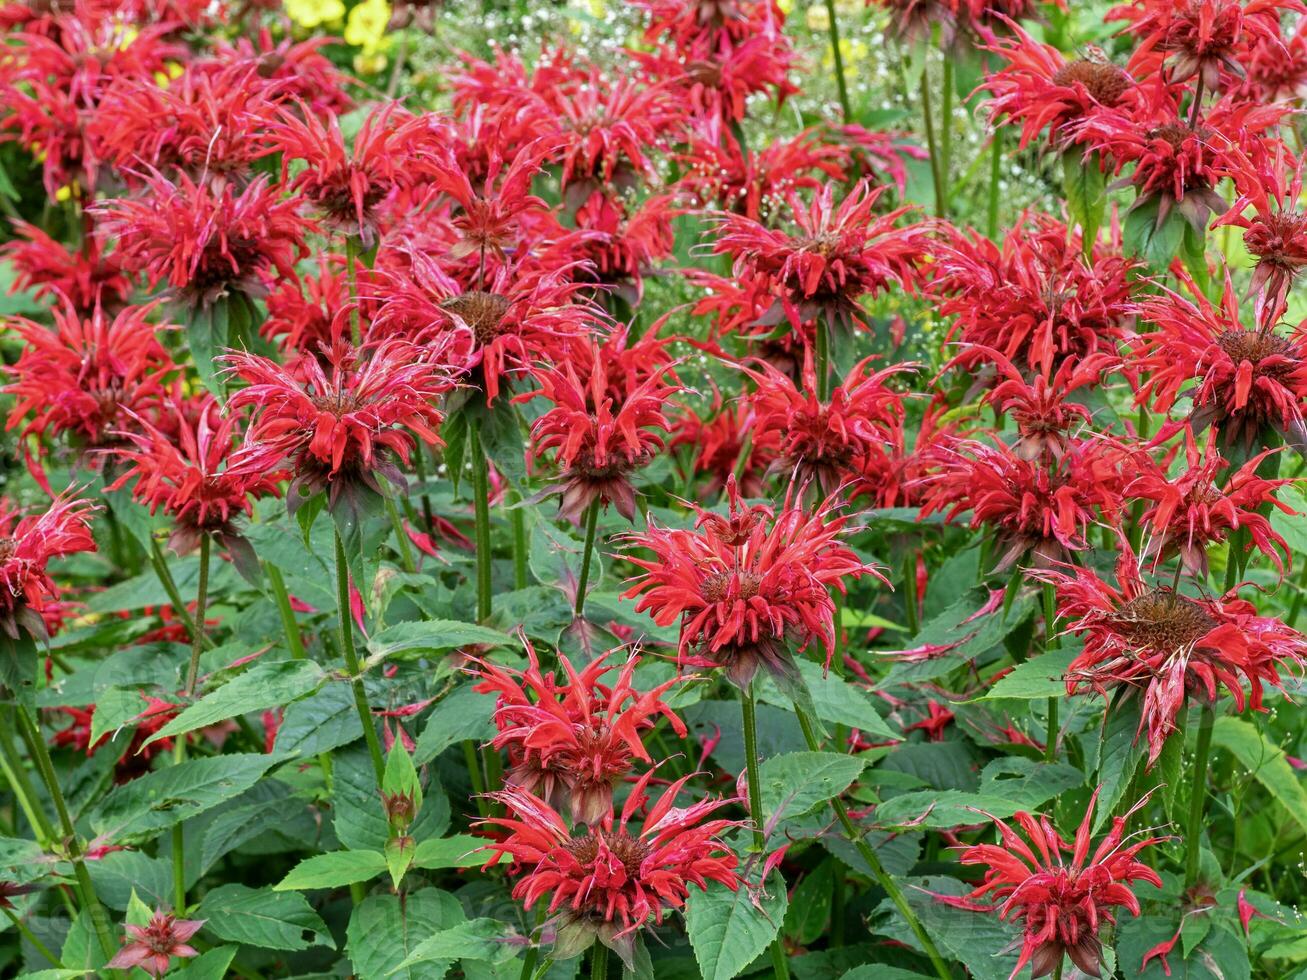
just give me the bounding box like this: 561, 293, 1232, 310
480, 772, 739, 967
0, 491, 97, 641
947, 789, 1163, 979
105, 393, 284, 569
95, 171, 311, 307
524, 341, 677, 522
225, 338, 457, 510
106, 910, 205, 977
471, 640, 689, 825
1036, 541, 1307, 764
622, 477, 879, 687
1131, 277, 1307, 453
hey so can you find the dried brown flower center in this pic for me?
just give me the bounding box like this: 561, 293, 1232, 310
1147, 123, 1198, 150
0, 538, 15, 561
441, 291, 510, 345
1110, 590, 1216, 651
1215, 329, 1294, 372
1050, 59, 1132, 106
701, 569, 762, 603
565, 830, 652, 876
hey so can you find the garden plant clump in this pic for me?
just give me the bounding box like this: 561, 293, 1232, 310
2, 0, 1307, 977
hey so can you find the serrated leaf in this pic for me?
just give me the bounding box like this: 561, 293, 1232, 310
365, 620, 509, 663
1063, 151, 1107, 253
347, 889, 465, 980
413, 684, 498, 764
197, 883, 332, 951
758, 752, 866, 827
757, 660, 899, 742
1124, 196, 1185, 272
170, 946, 238, 980
1094, 694, 1146, 832
273, 682, 364, 757
412, 834, 494, 870
1213, 716, 1307, 835
390, 918, 517, 973
145, 661, 326, 747
384, 836, 415, 889
274, 850, 386, 891
686, 872, 788, 980
873, 761, 1083, 829
88, 687, 152, 745
91, 754, 284, 840
972, 648, 1078, 701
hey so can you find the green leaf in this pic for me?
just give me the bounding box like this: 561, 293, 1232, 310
87, 687, 152, 746
874, 760, 1083, 830
384, 835, 415, 890
382, 741, 422, 815
87, 849, 172, 911
274, 850, 387, 891
886, 587, 1035, 685
784, 860, 834, 946
1094, 693, 1146, 832
1124, 195, 1186, 272
272, 683, 363, 757
1063, 151, 1107, 254
170, 946, 238, 980
365, 619, 509, 662
347, 889, 466, 980
686, 872, 788, 980
972, 648, 1077, 701
758, 752, 866, 828
757, 660, 899, 742
145, 660, 326, 747
1213, 716, 1307, 835
413, 685, 497, 764
412, 834, 495, 870
185, 300, 229, 396
1117, 918, 1251, 980
197, 883, 332, 951
91, 754, 284, 840
391, 918, 517, 973
0, 631, 38, 708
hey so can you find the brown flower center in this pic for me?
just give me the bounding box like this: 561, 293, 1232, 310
701, 569, 762, 603
1215, 329, 1295, 373
441, 291, 510, 345
1051, 59, 1132, 106
1109, 590, 1216, 651
0, 538, 15, 561
564, 830, 652, 876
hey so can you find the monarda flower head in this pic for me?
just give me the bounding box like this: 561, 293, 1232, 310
480, 771, 739, 968
1130, 274, 1307, 455
106, 909, 205, 977
0, 490, 97, 641
622, 476, 879, 687
747, 354, 913, 498
0, 219, 129, 312
929, 214, 1136, 376
1126, 427, 1293, 577
471, 639, 689, 825
1035, 539, 1307, 764
714, 180, 925, 338
522, 340, 678, 522
981, 24, 1136, 149
104, 392, 284, 576
944, 788, 1163, 979
4, 299, 174, 451
272, 101, 408, 246
95, 170, 311, 308
224, 337, 457, 513
917, 437, 1123, 572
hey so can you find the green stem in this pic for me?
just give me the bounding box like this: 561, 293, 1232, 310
741, 686, 792, 979
511, 500, 528, 591
0, 710, 56, 844
986, 132, 1002, 239
385, 495, 416, 573
469, 420, 493, 623
345, 236, 361, 347
266, 563, 306, 660
4, 906, 63, 968
1043, 583, 1059, 762
903, 551, 919, 636
1183, 703, 1216, 891
794, 708, 952, 980
822, 0, 852, 120
940, 56, 953, 206
334, 528, 386, 787
462, 739, 489, 818
15, 706, 116, 962
920, 62, 947, 219
574, 500, 600, 619
590, 942, 608, 980
814, 319, 831, 402
148, 539, 212, 651
183, 534, 211, 698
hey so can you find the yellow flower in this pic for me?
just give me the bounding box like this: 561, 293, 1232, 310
345, 0, 392, 56
285, 0, 344, 29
